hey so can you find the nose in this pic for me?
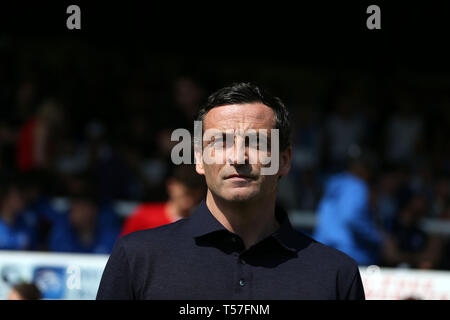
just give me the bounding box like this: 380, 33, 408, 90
226, 135, 248, 165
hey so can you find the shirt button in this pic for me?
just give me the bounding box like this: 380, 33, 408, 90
239, 279, 246, 287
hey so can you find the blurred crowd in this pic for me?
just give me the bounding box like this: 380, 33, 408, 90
1, 38, 450, 270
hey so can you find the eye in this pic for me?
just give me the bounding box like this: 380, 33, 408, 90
245, 136, 259, 149
256, 133, 271, 150
225, 133, 234, 142
210, 133, 227, 149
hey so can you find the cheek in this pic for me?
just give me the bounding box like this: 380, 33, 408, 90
202, 164, 223, 187
203, 142, 227, 165
258, 175, 278, 191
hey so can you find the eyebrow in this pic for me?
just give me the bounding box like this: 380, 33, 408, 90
203, 131, 272, 146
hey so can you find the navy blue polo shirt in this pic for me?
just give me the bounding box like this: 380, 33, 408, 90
96, 200, 365, 300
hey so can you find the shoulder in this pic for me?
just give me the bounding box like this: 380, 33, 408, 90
109, 218, 192, 273
119, 217, 190, 251
297, 232, 363, 298
338, 173, 369, 196
295, 231, 360, 271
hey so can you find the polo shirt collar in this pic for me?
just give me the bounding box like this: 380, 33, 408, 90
271, 204, 301, 253
187, 200, 299, 253
188, 200, 229, 238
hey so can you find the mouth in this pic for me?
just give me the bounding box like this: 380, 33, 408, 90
224, 174, 256, 181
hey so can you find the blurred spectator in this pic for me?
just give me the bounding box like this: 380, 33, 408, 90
61, 172, 122, 233
0, 121, 18, 176
385, 92, 423, 166
172, 75, 206, 128
375, 165, 404, 233
7, 282, 41, 300
382, 192, 444, 269
291, 104, 323, 172
278, 104, 323, 211
408, 159, 434, 204
15, 80, 38, 122
0, 178, 38, 250
436, 202, 450, 270
403, 295, 422, 300
16, 98, 64, 172
83, 122, 144, 201
313, 148, 383, 265
152, 76, 206, 161
48, 188, 119, 254
121, 164, 206, 236
54, 138, 89, 177
19, 170, 60, 251
429, 174, 450, 218
323, 92, 367, 171
278, 167, 321, 212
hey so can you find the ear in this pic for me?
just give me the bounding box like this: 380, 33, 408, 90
278, 146, 292, 178
194, 148, 205, 175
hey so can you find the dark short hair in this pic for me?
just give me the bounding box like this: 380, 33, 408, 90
196, 82, 291, 151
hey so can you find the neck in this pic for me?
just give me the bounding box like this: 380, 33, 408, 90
206, 190, 279, 249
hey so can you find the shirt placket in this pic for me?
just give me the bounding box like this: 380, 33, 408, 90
230, 236, 252, 299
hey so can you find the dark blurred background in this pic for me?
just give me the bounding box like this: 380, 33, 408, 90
1, 2, 450, 272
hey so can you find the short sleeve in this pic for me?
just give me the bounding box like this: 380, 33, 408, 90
96, 237, 134, 300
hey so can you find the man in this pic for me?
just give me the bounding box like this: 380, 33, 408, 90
0, 178, 37, 250
120, 164, 206, 236
97, 82, 365, 300
313, 148, 383, 266
48, 189, 119, 254
7, 282, 41, 300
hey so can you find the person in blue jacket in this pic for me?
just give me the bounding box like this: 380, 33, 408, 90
314, 148, 383, 265
0, 179, 38, 250
48, 190, 119, 254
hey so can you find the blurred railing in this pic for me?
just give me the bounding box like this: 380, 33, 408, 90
47, 198, 450, 237
288, 210, 450, 237
0, 250, 108, 299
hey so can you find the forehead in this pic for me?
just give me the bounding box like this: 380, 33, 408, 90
203, 103, 276, 130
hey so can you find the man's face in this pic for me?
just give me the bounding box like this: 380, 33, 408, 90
195, 103, 291, 203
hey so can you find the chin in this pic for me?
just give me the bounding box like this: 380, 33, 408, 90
222, 188, 260, 202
